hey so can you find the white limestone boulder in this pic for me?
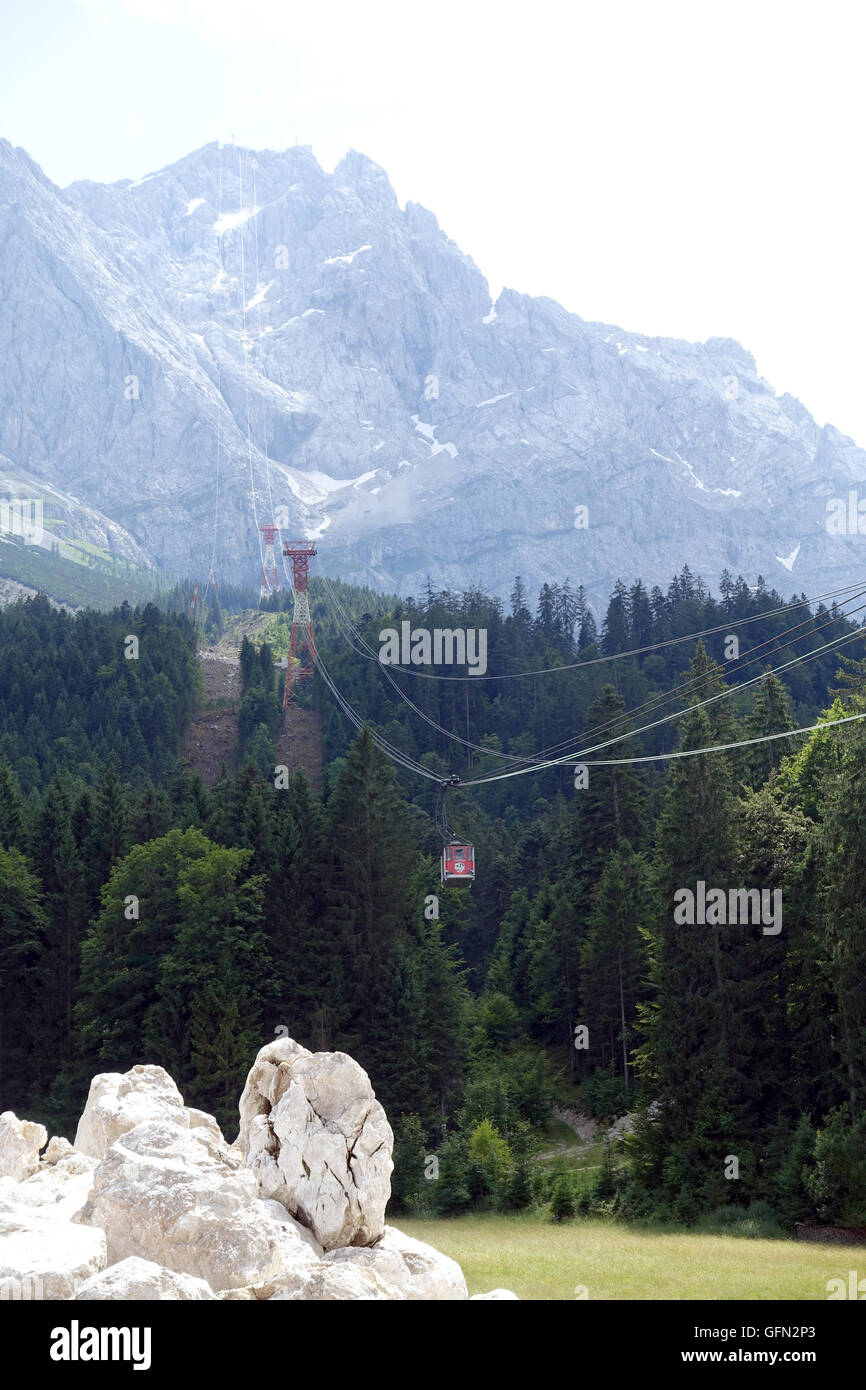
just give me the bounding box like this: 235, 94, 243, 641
220, 1198, 327, 1299
74, 1064, 226, 1159
70, 1256, 218, 1301
0, 1111, 47, 1180
326, 1224, 468, 1300
10, 1157, 97, 1222
74, 1065, 191, 1157
49, 1150, 98, 1178
74, 1119, 283, 1293
0, 1055, 481, 1301
260, 1196, 323, 1269
186, 1108, 225, 1144
236, 1037, 393, 1251
180, 1197, 327, 1302
43, 1136, 75, 1165
470, 1288, 521, 1300
269, 1261, 406, 1300
0, 1196, 106, 1300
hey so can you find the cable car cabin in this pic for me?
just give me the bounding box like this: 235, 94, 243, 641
441, 841, 475, 885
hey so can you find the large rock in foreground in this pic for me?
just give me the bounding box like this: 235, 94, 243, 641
269, 1262, 405, 1301
0, 1191, 106, 1300
0, 1111, 47, 1181
71, 1257, 218, 1301
74, 1065, 206, 1158
74, 1120, 284, 1293
0, 1047, 487, 1299
326, 1225, 468, 1300
237, 1038, 393, 1251
2, 1151, 97, 1224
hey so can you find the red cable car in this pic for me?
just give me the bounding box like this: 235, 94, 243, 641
441, 839, 475, 885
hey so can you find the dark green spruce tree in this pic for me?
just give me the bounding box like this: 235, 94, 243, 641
635, 691, 746, 1216
325, 727, 415, 1067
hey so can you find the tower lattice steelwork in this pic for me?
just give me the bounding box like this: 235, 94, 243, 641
282, 541, 318, 705
259, 523, 280, 597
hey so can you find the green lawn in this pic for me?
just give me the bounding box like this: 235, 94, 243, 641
398, 1214, 866, 1300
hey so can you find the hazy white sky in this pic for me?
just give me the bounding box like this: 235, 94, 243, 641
2, 0, 865, 444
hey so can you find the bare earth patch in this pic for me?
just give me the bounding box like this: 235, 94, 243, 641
276, 702, 323, 792
183, 651, 241, 785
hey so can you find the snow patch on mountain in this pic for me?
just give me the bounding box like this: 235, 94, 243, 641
324, 245, 372, 266
411, 417, 458, 459
214, 205, 259, 235
776, 543, 801, 572
248, 281, 273, 309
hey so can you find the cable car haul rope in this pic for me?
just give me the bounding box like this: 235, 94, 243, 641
271, 541, 866, 889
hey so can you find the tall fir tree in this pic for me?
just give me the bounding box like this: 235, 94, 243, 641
325, 728, 415, 1054
580, 840, 651, 1088
576, 684, 648, 867
0, 845, 46, 1111
744, 668, 795, 788
635, 699, 745, 1211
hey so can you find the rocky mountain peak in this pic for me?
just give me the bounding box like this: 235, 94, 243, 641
1, 138, 864, 606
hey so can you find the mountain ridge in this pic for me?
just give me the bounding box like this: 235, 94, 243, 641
1, 136, 864, 608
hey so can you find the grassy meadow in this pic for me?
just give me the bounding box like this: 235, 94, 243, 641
399, 1214, 866, 1301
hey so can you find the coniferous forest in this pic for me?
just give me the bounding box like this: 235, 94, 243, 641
2, 567, 866, 1234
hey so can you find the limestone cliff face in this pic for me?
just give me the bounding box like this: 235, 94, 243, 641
2, 136, 863, 606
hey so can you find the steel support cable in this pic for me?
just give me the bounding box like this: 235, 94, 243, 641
280, 567, 435, 778
339, 578, 866, 681
318, 575, 529, 763
315, 594, 866, 796
463, 622, 866, 785
250, 159, 279, 589
321, 569, 866, 765
459, 591, 866, 777
435, 780, 461, 842
347, 576, 866, 770
321, 568, 866, 774
312, 646, 442, 781
311, 580, 866, 793
205, 139, 226, 601
573, 710, 866, 768
299, 561, 866, 786
235, 148, 264, 593
316, 672, 443, 781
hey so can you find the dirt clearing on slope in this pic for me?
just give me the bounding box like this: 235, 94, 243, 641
183, 650, 241, 784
